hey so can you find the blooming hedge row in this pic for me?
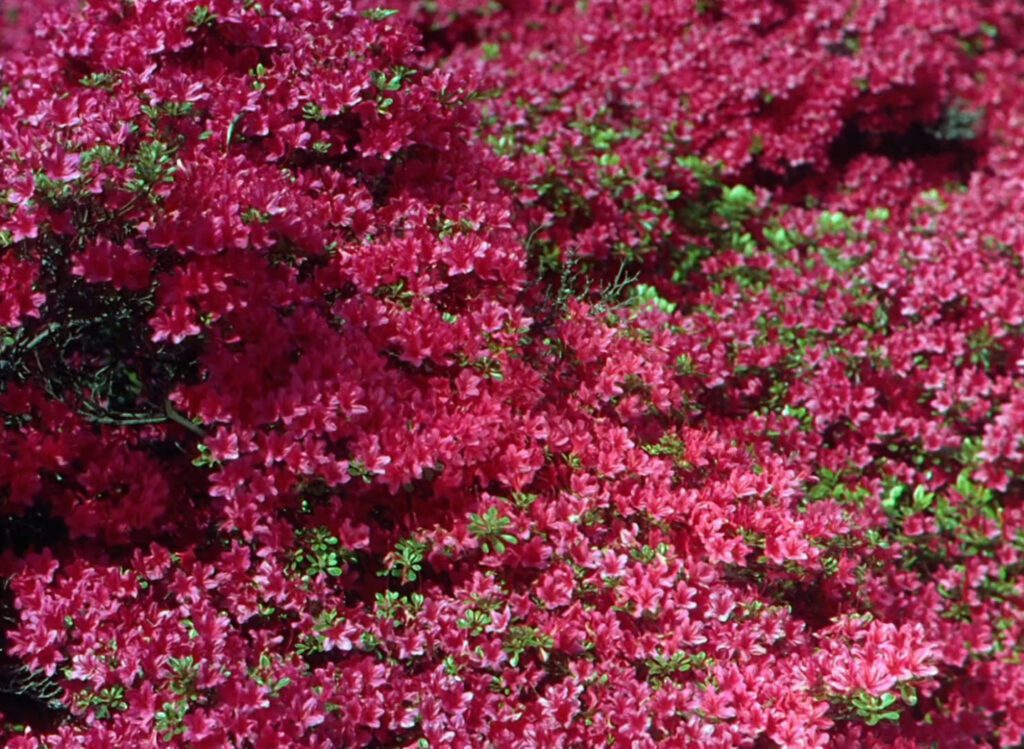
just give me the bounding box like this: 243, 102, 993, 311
1, 0, 1024, 746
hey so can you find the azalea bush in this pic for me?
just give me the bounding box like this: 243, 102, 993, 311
1, 0, 1024, 746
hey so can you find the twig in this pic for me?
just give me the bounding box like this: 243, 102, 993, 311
164, 398, 207, 438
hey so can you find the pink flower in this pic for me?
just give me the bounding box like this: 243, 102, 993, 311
43, 148, 81, 183
535, 565, 575, 609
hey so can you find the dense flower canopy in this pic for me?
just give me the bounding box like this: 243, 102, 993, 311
1, 0, 1024, 746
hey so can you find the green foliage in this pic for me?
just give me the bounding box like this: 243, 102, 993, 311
249, 652, 291, 695
167, 656, 200, 698
290, 527, 355, 580
929, 101, 984, 141
249, 62, 270, 91
629, 283, 677, 314
571, 118, 637, 153
510, 491, 538, 510
667, 160, 765, 285
79, 72, 119, 90
374, 590, 425, 623
881, 483, 935, 519
850, 690, 902, 726
629, 542, 672, 564
675, 155, 720, 187
468, 507, 518, 554
818, 211, 854, 237
764, 224, 797, 251
152, 654, 210, 739
142, 101, 196, 120
381, 537, 429, 583
915, 188, 949, 215
302, 102, 325, 121
457, 608, 492, 635
371, 66, 417, 92
503, 625, 554, 667
645, 650, 712, 681
295, 609, 343, 656
189, 6, 216, 28
155, 700, 190, 740
717, 184, 758, 223
641, 432, 686, 458
126, 139, 177, 195
804, 468, 870, 508
362, 7, 399, 20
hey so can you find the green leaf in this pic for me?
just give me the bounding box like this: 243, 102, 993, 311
882, 483, 907, 515
630, 283, 677, 314
80, 72, 119, 90
912, 485, 934, 512
724, 184, 756, 205
127, 139, 177, 193
302, 103, 324, 121
818, 210, 852, 236
865, 710, 901, 726
362, 7, 399, 20
190, 5, 216, 27
764, 226, 794, 250
469, 507, 517, 554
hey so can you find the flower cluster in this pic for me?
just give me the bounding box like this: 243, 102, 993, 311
2, 0, 1024, 747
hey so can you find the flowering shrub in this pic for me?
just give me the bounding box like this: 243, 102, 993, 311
2, 0, 1024, 746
